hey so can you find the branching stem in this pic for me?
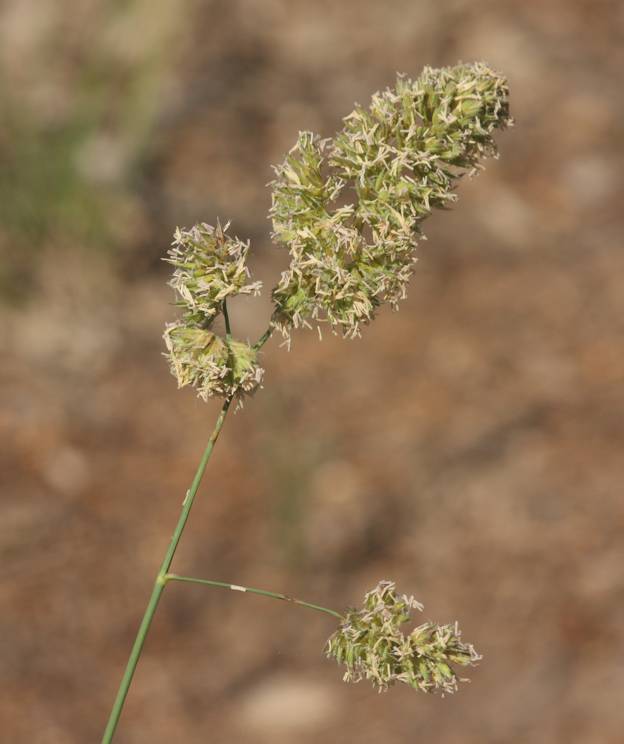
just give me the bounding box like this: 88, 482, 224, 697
253, 325, 273, 351
164, 573, 344, 620
101, 352, 338, 742
101, 397, 231, 744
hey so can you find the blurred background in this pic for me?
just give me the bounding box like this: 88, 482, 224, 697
1, 1, 623, 742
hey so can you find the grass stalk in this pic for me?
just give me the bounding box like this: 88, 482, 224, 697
101, 397, 232, 744
165, 573, 344, 620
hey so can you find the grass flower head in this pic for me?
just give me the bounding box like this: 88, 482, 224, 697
270, 62, 512, 342
163, 221, 264, 402
105, 61, 511, 742
326, 580, 481, 694
166, 221, 261, 320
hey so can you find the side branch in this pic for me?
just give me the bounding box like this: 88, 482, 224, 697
165, 573, 344, 620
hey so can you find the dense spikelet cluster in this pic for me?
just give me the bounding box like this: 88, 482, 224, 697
326, 581, 480, 694
167, 223, 261, 320
163, 222, 263, 401
270, 62, 512, 342
163, 326, 263, 401
163, 63, 511, 395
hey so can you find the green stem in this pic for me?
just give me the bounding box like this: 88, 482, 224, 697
223, 298, 232, 341
101, 397, 232, 744
253, 325, 273, 351
165, 573, 344, 620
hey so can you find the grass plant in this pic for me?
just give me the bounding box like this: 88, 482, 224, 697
102, 62, 511, 742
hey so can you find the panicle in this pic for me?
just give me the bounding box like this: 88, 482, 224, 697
163, 325, 263, 402
270, 62, 512, 343
166, 221, 261, 319
163, 221, 264, 403
326, 580, 481, 695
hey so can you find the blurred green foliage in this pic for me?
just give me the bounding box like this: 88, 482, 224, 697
1, 98, 111, 298
0, 0, 177, 301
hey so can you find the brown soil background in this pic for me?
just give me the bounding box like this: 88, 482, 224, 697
1, 1, 623, 742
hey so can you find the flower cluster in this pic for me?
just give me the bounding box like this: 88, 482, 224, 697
326, 581, 480, 695
163, 222, 263, 401
270, 62, 511, 342
164, 63, 511, 394
163, 325, 263, 402
167, 222, 261, 320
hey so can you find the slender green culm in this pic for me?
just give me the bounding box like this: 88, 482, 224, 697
101, 398, 231, 744
102, 61, 511, 742
165, 574, 344, 620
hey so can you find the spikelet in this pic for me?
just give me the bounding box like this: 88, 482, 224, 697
270, 62, 512, 342
163, 222, 264, 402
326, 581, 480, 694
